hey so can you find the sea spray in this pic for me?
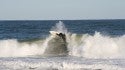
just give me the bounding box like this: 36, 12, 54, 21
51, 21, 68, 34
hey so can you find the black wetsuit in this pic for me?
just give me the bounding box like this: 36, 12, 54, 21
57, 33, 66, 42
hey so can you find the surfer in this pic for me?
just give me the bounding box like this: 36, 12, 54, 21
56, 33, 66, 43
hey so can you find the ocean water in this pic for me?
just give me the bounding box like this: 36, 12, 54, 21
0, 20, 125, 70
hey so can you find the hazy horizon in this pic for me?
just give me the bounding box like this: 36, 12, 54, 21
0, 0, 125, 20
0, 17, 125, 21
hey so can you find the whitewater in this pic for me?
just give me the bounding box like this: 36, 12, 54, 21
0, 21, 125, 70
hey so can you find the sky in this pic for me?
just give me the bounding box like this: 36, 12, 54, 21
0, 0, 125, 20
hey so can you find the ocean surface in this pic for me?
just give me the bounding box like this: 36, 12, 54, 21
0, 20, 125, 70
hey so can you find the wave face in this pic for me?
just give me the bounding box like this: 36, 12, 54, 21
0, 21, 125, 58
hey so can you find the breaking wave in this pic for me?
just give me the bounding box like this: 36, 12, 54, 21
0, 21, 125, 59
68, 32, 125, 59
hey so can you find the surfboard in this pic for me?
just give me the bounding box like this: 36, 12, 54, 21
49, 31, 60, 36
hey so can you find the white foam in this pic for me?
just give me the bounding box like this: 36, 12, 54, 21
0, 58, 124, 70
68, 32, 125, 59
0, 39, 43, 57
